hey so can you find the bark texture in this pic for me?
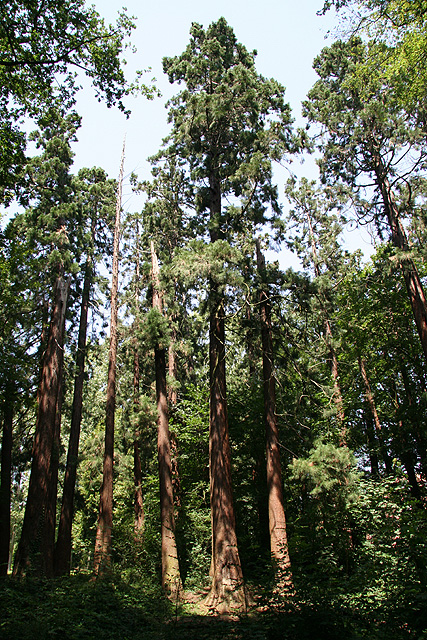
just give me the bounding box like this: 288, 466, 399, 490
374, 156, 427, 363
94, 141, 124, 577
55, 254, 92, 576
132, 221, 145, 537
206, 172, 245, 611
13, 275, 69, 576
151, 241, 182, 597
0, 382, 13, 576
358, 356, 392, 474
256, 241, 292, 590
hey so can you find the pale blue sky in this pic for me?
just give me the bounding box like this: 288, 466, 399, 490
63, 2, 375, 262
75, 0, 337, 180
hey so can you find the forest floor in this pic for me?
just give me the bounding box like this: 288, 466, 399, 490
0, 572, 421, 640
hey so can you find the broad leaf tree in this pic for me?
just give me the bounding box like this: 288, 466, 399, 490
0, 0, 142, 205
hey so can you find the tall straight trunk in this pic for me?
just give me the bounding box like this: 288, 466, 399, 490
305, 210, 345, 439
44, 369, 63, 577
374, 156, 427, 362
168, 334, 178, 407
0, 381, 13, 576
133, 222, 144, 536
93, 141, 124, 577
151, 241, 182, 596
55, 254, 92, 576
256, 240, 292, 589
13, 275, 69, 576
167, 309, 181, 509
358, 356, 392, 473
206, 172, 244, 611
133, 339, 144, 535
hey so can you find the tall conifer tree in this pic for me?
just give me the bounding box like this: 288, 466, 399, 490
94, 142, 125, 577
13, 109, 79, 576
162, 18, 293, 608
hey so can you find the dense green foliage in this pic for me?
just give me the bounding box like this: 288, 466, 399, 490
1, 4, 427, 637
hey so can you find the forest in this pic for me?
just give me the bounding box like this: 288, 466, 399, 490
1, 1, 427, 638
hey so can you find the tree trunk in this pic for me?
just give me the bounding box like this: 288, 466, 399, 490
94, 141, 124, 577
151, 241, 182, 597
0, 382, 13, 576
256, 240, 292, 591
374, 157, 427, 362
358, 356, 392, 473
390, 377, 421, 499
133, 336, 144, 536
44, 369, 63, 577
305, 210, 345, 439
55, 255, 92, 576
207, 291, 245, 610
206, 172, 245, 612
13, 275, 69, 576
168, 331, 178, 407
132, 220, 145, 537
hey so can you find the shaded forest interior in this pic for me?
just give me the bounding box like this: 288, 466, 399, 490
1, 1, 427, 638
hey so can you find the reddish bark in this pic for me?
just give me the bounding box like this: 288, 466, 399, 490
374, 156, 427, 363
13, 275, 69, 576
44, 368, 63, 577
0, 382, 13, 576
94, 141, 124, 577
132, 221, 145, 537
256, 241, 292, 590
151, 241, 182, 596
55, 255, 92, 576
206, 170, 245, 611
358, 356, 392, 474
206, 291, 245, 610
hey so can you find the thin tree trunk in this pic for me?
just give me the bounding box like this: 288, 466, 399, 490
305, 210, 345, 439
364, 409, 380, 477
168, 331, 178, 407
167, 314, 181, 510
55, 254, 92, 576
374, 157, 427, 362
256, 240, 292, 591
0, 381, 13, 576
206, 172, 245, 612
133, 221, 144, 537
13, 275, 69, 576
358, 356, 392, 473
151, 241, 182, 597
133, 339, 144, 535
93, 141, 124, 577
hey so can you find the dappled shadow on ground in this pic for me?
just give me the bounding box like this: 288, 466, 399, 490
0, 575, 422, 640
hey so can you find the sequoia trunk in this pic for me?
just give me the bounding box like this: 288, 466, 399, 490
13, 275, 69, 576
94, 141, 124, 577
206, 172, 245, 611
256, 240, 292, 590
151, 241, 182, 596
0, 382, 13, 576
55, 254, 92, 576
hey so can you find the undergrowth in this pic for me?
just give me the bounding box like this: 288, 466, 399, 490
0, 571, 424, 640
